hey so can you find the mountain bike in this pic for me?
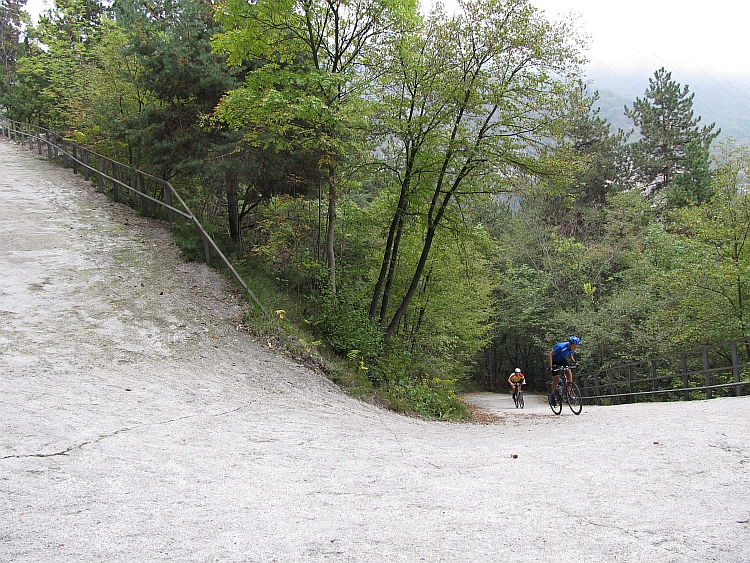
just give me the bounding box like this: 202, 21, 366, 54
547, 365, 582, 415
512, 382, 525, 409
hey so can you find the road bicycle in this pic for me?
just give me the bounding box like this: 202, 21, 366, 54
512, 382, 525, 409
547, 365, 582, 415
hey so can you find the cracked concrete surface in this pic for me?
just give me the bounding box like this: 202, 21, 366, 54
1, 140, 750, 562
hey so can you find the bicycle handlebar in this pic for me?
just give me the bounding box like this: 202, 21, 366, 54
549, 364, 579, 374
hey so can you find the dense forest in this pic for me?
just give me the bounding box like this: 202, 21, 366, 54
2, 0, 749, 417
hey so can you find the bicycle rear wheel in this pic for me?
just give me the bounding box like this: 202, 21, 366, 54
567, 382, 582, 415
549, 391, 562, 415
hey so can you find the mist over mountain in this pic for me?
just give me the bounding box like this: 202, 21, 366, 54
583, 66, 750, 145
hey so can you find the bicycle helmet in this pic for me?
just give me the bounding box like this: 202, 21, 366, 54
514, 368, 522, 373
569, 336, 581, 345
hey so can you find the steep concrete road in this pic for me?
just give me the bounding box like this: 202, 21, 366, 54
1, 140, 749, 562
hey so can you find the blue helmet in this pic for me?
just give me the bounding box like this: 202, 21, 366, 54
569, 336, 581, 345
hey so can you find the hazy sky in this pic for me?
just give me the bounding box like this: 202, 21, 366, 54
532, 0, 750, 75
24, 0, 750, 76
427, 0, 750, 76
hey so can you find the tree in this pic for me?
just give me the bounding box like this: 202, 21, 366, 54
367, 0, 584, 340
213, 0, 416, 293
0, 0, 27, 94
625, 67, 719, 204
643, 142, 750, 345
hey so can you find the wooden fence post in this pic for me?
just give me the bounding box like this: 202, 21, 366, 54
703, 347, 712, 399
628, 364, 634, 396
139, 172, 148, 216
165, 184, 175, 226
203, 232, 212, 266
36, 126, 42, 155
112, 162, 119, 202
731, 341, 741, 397
97, 157, 104, 193
651, 359, 658, 393
681, 353, 689, 401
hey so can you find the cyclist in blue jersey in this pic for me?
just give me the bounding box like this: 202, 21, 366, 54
548, 336, 581, 406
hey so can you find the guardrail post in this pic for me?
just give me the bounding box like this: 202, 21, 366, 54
203, 232, 212, 266
36, 126, 42, 155
27, 123, 33, 150
703, 347, 712, 399
83, 150, 89, 181
681, 353, 689, 401
139, 172, 148, 216
607, 368, 616, 402
165, 185, 174, 226
651, 359, 658, 393
97, 157, 104, 193
731, 341, 741, 397
112, 162, 119, 202
72, 144, 78, 175
628, 365, 634, 396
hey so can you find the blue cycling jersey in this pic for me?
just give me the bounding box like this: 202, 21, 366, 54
551, 342, 574, 363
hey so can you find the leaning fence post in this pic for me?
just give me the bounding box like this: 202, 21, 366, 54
203, 231, 212, 266
703, 347, 712, 399
72, 144, 78, 175
83, 150, 89, 181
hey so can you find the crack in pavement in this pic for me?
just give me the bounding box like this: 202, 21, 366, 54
1, 404, 252, 460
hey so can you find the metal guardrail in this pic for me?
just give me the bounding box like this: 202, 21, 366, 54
1, 117, 269, 319
577, 337, 750, 404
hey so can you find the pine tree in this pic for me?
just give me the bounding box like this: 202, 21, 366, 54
625, 67, 719, 204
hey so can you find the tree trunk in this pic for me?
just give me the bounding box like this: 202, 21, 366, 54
326, 162, 337, 295
227, 169, 240, 242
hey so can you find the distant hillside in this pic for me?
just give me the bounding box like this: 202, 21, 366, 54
583, 66, 750, 146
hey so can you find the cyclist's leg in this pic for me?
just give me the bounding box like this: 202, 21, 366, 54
550, 373, 560, 404
565, 367, 573, 383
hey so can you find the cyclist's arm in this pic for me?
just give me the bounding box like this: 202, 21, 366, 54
548, 350, 554, 367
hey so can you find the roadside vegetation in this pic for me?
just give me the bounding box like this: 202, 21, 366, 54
2, 0, 749, 419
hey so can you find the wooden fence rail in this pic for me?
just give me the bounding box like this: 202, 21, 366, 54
577, 337, 750, 404
1, 117, 269, 319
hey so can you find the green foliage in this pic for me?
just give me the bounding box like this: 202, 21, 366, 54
380, 376, 469, 420
313, 287, 384, 359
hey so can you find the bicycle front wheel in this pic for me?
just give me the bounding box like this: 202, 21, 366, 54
518, 391, 524, 409
567, 382, 582, 415
549, 392, 562, 415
